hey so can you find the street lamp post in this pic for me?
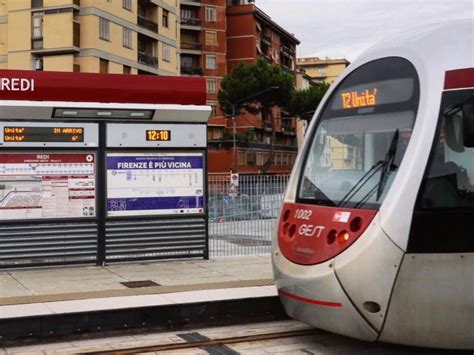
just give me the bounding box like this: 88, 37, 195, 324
223, 86, 280, 173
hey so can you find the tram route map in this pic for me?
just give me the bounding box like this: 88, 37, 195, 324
107, 152, 204, 217
0, 153, 96, 220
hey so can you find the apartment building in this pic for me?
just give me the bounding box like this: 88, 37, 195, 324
0, 0, 180, 75
180, 0, 226, 119
208, 0, 300, 174
297, 57, 350, 85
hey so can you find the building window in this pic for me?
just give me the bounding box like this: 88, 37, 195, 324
163, 43, 171, 62
32, 13, 43, 38
205, 30, 217, 47
247, 152, 256, 166
99, 18, 110, 41
123, 0, 132, 11
31, 13, 43, 49
31, 0, 43, 8
206, 54, 217, 70
33, 58, 43, 71
123, 65, 131, 74
205, 7, 216, 22
181, 8, 193, 19
162, 9, 169, 28
238, 151, 246, 166
208, 127, 224, 141
73, 63, 80, 72
209, 104, 217, 117
123, 27, 132, 48
207, 79, 217, 94
100, 59, 109, 74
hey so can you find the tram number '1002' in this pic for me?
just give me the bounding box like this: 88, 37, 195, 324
295, 209, 312, 220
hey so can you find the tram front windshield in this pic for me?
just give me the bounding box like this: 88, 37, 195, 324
299, 58, 420, 210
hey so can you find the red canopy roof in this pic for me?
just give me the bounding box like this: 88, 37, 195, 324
0, 70, 207, 105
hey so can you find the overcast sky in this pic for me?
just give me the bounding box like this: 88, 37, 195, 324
257, 0, 473, 61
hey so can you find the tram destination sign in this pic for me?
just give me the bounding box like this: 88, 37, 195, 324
334, 78, 415, 111
3, 126, 85, 143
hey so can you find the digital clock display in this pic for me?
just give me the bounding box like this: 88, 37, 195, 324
146, 130, 171, 142
3, 127, 84, 143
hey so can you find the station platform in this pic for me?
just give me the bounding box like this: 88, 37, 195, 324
0, 255, 283, 342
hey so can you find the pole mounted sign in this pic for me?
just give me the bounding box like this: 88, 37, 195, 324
0, 69, 206, 105
229, 172, 239, 198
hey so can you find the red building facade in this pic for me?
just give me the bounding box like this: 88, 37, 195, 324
180, 0, 300, 175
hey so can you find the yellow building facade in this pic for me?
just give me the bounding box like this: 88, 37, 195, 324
0, 0, 180, 75
297, 57, 350, 85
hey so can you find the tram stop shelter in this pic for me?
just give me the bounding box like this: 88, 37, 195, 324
0, 69, 211, 269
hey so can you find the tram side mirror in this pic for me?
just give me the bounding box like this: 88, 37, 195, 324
463, 98, 474, 147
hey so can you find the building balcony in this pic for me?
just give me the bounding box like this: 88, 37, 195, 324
281, 45, 295, 58
180, 17, 202, 27
208, 140, 298, 152
181, 0, 201, 6
263, 120, 272, 132
181, 66, 203, 76
138, 52, 158, 68
32, 0, 80, 8
137, 15, 158, 33
262, 33, 272, 46
181, 42, 202, 53
281, 125, 296, 136
31, 37, 80, 56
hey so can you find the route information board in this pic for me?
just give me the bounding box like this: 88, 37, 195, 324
107, 152, 204, 217
0, 153, 96, 220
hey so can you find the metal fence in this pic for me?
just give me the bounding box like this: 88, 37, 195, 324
208, 175, 290, 257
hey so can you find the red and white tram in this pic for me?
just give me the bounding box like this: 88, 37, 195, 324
273, 20, 474, 349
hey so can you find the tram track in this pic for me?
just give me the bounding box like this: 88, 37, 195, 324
86, 328, 319, 355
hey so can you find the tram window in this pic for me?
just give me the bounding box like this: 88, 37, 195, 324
418, 89, 474, 209
298, 57, 419, 209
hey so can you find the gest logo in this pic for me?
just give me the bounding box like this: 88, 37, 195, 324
298, 224, 325, 238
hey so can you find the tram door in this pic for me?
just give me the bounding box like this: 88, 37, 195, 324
103, 123, 208, 262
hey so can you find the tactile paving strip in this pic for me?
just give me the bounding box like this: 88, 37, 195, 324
0, 278, 274, 306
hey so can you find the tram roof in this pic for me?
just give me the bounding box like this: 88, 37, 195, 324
346, 19, 473, 86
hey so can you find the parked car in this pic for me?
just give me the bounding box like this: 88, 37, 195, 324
259, 193, 284, 219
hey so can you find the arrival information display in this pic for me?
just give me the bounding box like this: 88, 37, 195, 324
0, 153, 96, 220
3, 126, 85, 143
107, 152, 204, 217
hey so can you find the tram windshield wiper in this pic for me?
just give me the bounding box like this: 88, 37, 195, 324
376, 129, 400, 200
337, 160, 385, 208
339, 129, 400, 209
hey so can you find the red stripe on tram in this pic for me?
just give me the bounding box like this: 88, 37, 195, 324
444, 68, 474, 90
278, 289, 343, 308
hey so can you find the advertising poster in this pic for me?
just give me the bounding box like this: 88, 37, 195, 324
0, 153, 96, 220
107, 152, 204, 217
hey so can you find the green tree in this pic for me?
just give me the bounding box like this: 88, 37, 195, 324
287, 83, 330, 121
218, 60, 294, 173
